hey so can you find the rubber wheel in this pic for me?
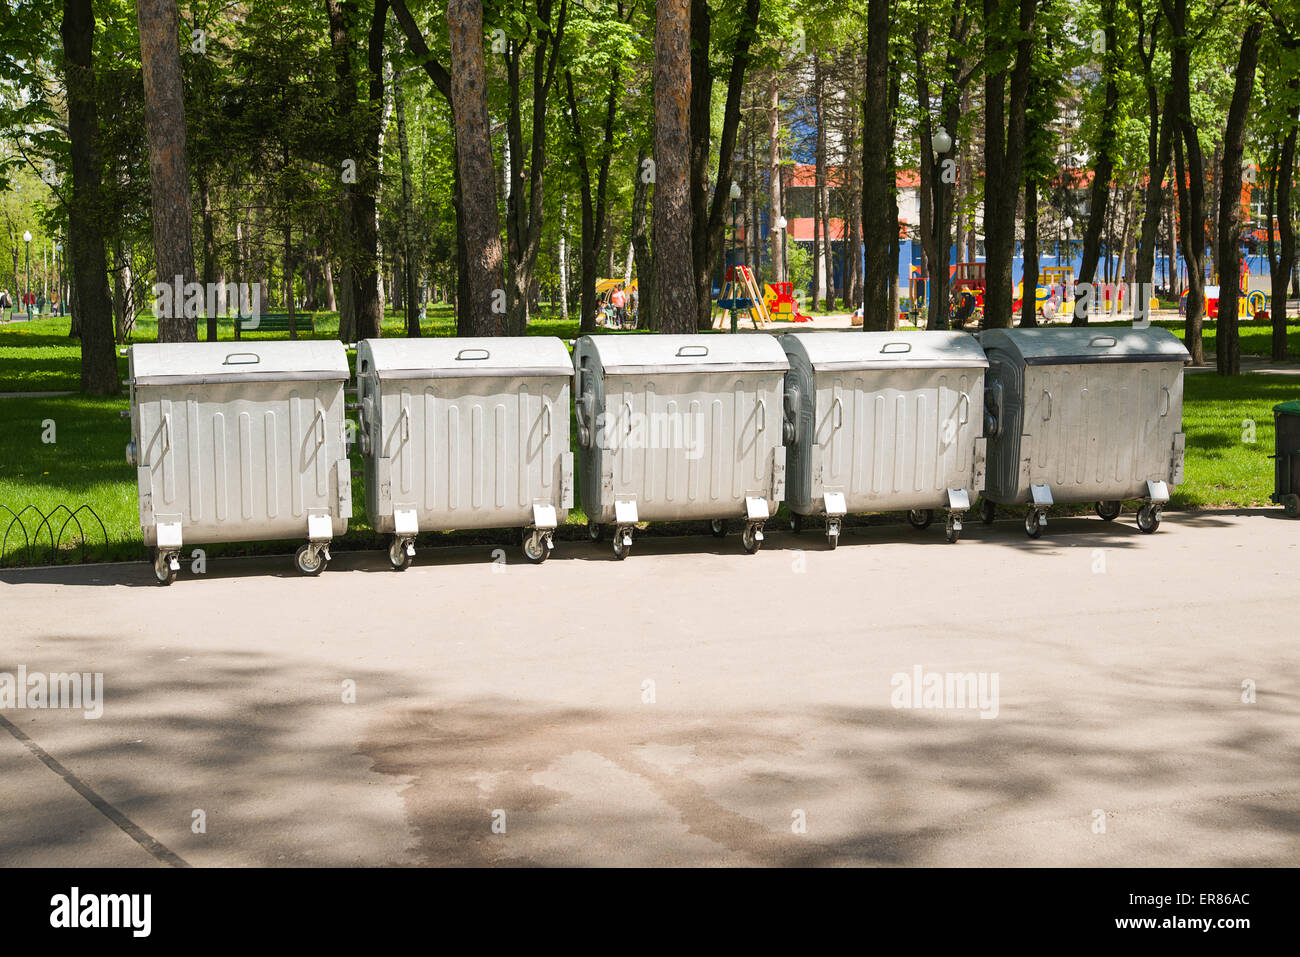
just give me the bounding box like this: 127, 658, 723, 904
587, 522, 604, 542
907, 509, 933, 530
296, 543, 327, 576
1024, 510, 1043, 539
1283, 494, 1300, 518
1095, 500, 1122, 522
826, 531, 838, 550
979, 499, 996, 524
153, 550, 177, 586
612, 535, 631, 560
710, 519, 728, 538
945, 524, 961, 544
388, 538, 412, 571
1137, 504, 1161, 534
522, 530, 551, 564
790, 513, 803, 534
741, 524, 761, 554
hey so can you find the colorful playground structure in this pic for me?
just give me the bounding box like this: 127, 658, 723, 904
713, 266, 812, 330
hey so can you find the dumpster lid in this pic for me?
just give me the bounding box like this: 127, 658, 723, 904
581, 334, 789, 375
358, 337, 573, 379
131, 341, 350, 386
978, 327, 1191, 365
781, 331, 988, 371
1275, 400, 1300, 415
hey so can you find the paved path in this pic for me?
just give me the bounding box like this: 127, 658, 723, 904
1, 510, 1297, 866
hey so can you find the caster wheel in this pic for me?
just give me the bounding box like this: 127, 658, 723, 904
587, 522, 604, 542
388, 538, 412, 571
790, 513, 803, 534
907, 508, 933, 530
1024, 510, 1043, 539
979, 498, 996, 524
826, 532, 839, 550
522, 530, 552, 564
296, 543, 327, 576
945, 524, 961, 544
612, 535, 632, 560
1283, 494, 1300, 518
710, 519, 728, 538
741, 524, 762, 554
1095, 500, 1122, 521
1137, 504, 1162, 534
152, 550, 177, 586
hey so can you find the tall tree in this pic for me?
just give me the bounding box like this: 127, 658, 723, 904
136, 0, 197, 341
860, 0, 892, 330
981, 0, 1037, 329
1073, 0, 1119, 325
61, 0, 118, 394
1214, 17, 1263, 375
448, 0, 506, 334
652, 0, 697, 332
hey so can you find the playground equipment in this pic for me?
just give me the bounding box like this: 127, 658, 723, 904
950, 262, 986, 328
906, 271, 928, 325
763, 282, 812, 322
1181, 260, 1268, 320
713, 265, 771, 330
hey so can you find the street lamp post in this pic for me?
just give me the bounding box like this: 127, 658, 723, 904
23, 230, 32, 319
931, 126, 953, 328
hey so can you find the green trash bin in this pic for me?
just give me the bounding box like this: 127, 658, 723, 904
1272, 400, 1300, 518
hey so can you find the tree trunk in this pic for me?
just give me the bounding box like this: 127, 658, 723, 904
1269, 99, 1298, 360
1214, 19, 1263, 376
199, 170, 217, 340
448, 0, 506, 335
61, 0, 118, 394
393, 63, 419, 337
136, 0, 197, 342
1021, 179, 1039, 327
1168, 0, 1205, 364
766, 72, 784, 286
652, 0, 698, 333
813, 53, 825, 311
564, 67, 619, 335
1074, 3, 1118, 324
860, 0, 891, 330
981, 0, 1036, 328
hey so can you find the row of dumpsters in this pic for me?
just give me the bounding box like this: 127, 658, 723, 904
125, 328, 1190, 583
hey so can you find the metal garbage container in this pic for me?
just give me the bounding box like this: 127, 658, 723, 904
126, 341, 353, 584
573, 333, 789, 558
355, 337, 574, 568
977, 327, 1190, 537
779, 331, 988, 547
1271, 400, 1300, 517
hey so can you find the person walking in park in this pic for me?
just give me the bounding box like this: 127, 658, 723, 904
611, 284, 627, 328
0, 289, 11, 322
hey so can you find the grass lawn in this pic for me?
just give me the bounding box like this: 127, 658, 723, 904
0, 309, 1296, 566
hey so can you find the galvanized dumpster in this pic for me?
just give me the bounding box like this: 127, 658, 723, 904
126, 341, 353, 584
573, 333, 789, 557
978, 328, 1190, 537
1271, 400, 1300, 518
780, 331, 989, 547
355, 337, 574, 568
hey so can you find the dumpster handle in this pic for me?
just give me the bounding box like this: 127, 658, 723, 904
881, 342, 912, 354
398, 406, 410, 442
315, 409, 327, 445
757, 398, 767, 433
160, 413, 171, 453
542, 401, 552, 438
222, 352, 261, 365
1089, 336, 1117, 348
958, 391, 970, 426
1160, 386, 1171, 417
1042, 390, 1053, 422
675, 345, 708, 357
831, 395, 844, 431
456, 348, 490, 360
623, 400, 633, 434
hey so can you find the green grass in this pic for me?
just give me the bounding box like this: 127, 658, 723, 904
1, 309, 1297, 566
